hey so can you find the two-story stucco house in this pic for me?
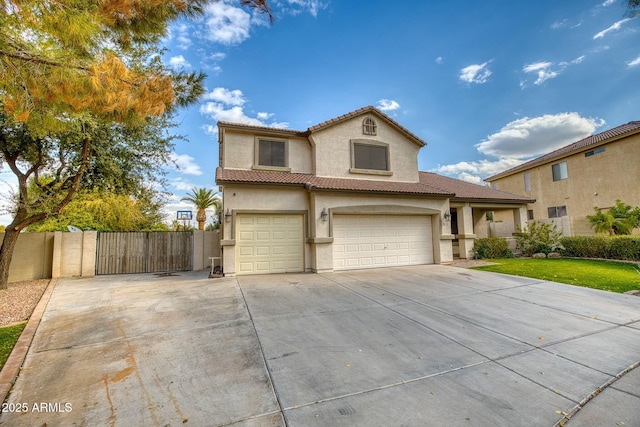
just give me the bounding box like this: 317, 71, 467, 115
486, 121, 640, 236
216, 106, 533, 276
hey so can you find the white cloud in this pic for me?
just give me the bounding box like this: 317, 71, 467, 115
171, 177, 196, 191
602, 0, 616, 6
377, 99, 400, 111
476, 113, 603, 158
200, 87, 289, 135
204, 1, 252, 45
168, 55, 191, 70
594, 18, 632, 39
523, 61, 559, 85
434, 113, 604, 183
551, 19, 567, 29
628, 56, 640, 67
522, 56, 585, 86
278, 0, 329, 17
435, 56, 444, 64
459, 61, 492, 84
205, 87, 246, 106
170, 153, 203, 176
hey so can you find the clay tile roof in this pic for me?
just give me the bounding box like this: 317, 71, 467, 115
216, 121, 307, 137
216, 168, 453, 197
308, 106, 427, 147
486, 121, 640, 181
419, 172, 535, 203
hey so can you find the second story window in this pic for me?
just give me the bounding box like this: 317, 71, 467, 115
257, 139, 286, 167
552, 161, 568, 181
363, 117, 377, 135
524, 172, 531, 192
353, 142, 388, 171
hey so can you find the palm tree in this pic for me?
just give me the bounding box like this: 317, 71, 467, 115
181, 188, 221, 230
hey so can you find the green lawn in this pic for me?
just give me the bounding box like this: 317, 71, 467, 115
0, 322, 26, 370
472, 258, 640, 293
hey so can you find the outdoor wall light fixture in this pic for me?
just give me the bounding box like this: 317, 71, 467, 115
224, 208, 232, 223
320, 208, 328, 221
443, 209, 451, 222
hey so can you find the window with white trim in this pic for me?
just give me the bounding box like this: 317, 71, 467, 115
552, 162, 568, 181
524, 172, 531, 192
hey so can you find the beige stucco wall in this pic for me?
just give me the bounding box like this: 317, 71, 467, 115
193, 230, 221, 270
221, 130, 312, 173
220, 184, 453, 275
310, 115, 421, 182
0, 232, 54, 283
488, 133, 640, 236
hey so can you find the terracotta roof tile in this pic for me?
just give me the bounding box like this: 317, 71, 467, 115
216, 168, 533, 203
487, 121, 640, 180
419, 172, 535, 203
216, 168, 453, 196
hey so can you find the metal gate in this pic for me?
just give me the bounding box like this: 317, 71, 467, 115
96, 232, 193, 275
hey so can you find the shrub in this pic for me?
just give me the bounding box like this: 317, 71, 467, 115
473, 237, 513, 259
560, 236, 640, 261
560, 236, 609, 258
516, 221, 563, 256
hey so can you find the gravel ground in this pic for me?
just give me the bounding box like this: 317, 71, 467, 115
0, 279, 49, 327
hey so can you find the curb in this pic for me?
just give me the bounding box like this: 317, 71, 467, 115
0, 278, 57, 405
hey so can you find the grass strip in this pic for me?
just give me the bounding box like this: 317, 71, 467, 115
0, 323, 27, 370
472, 258, 640, 293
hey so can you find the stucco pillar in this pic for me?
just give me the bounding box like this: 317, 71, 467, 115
51, 231, 62, 278
81, 231, 97, 277
513, 206, 528, 233
456, 204, 477, 259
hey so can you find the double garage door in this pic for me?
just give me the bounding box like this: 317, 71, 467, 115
235, 213, 433, 275
333, 215, 433, 271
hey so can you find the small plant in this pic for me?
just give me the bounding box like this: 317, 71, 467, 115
516, 221, 563, 256
587, 199, 640, 235
473, 237, 513, 259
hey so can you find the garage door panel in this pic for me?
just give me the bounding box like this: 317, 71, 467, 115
333, 215, 433, 271
236, 214, 304, 275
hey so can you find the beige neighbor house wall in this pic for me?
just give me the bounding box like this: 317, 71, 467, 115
0, 232, 54, 283
487, 128, 640, 236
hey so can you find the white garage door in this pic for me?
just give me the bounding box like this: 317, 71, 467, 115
236, 214, 304, 275
333, 215, 433, 270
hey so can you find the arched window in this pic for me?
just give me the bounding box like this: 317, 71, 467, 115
362, 117, 377, 135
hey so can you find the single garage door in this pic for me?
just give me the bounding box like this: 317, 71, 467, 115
236, 214, 304, 275
333, 215, 433, 270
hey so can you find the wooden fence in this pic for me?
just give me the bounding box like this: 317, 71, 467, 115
95, 232, 193, 275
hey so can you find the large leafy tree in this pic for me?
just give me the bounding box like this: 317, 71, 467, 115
26, 188, 169, 232
181, 188, 221, 230
587, 200, 640, 235
0, 0, 273, 288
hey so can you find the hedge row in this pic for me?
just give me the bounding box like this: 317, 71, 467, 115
472, 237, 514, 259
559, 236, 640, 261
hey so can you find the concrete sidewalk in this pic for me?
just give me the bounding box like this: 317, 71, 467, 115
1, 265, 639, 426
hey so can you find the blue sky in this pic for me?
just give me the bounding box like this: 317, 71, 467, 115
2, 0, 639, 226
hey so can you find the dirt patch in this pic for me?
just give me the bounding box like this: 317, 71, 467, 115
0, 279, 49, 327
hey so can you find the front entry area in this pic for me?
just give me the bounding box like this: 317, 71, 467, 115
332, 215, 434, 270
236, 214, 304, 275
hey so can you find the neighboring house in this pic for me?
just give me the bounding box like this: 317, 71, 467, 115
486, 121, 640, 236
215, 106, 533, 276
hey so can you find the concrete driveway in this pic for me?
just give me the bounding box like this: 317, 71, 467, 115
1, 265, 639, 426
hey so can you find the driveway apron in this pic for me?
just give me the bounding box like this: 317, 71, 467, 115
1, 265, 639, 426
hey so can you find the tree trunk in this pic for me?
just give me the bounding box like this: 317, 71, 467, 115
196, 208, 206, 230
0, 227, 21, 290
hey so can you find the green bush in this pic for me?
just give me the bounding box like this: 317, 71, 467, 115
516, 221, 563, 256
560, 236, 640, 261
560, 236, 610, 258
473, 237, 513, 259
